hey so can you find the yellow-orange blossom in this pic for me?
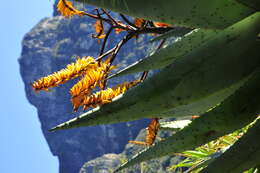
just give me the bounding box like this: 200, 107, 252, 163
32, 56, 140, 111
32, 56, 96, 91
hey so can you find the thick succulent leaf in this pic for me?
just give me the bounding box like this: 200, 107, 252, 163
75, 0, 255, 29
159, 120, 192, 131
110, 29, 219, 78
246, 168, 259, 173
158, 77, 249, 117
50, 12, 260, 132
201, 119, 260, 173
150, 28, 192, 43
236, 0, 260, 10
114, 69, 260, 172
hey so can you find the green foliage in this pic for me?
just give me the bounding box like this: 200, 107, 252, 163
202, 118, 260, 173
150, 28, 192, 43
50, 12, 260, 132
237, 0, 260, 10
50, 0, 260, 172
110, 29, 219, 77
114, 68, 260, 172
76, 0, 255, 29
169, 117, 260, 172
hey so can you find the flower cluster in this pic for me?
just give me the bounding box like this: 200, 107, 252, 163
32, 56, 96, 91
81, 79, 140, 110
32, 56, 139, 111
70, 57, 116, 111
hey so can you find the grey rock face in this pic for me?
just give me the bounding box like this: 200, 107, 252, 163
80, 154, 122, 173
79, 128, 182, 173
19, 10, 153, 173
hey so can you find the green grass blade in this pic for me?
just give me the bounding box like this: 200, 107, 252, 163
201, 119, 260, 173
182, 150, 209, 158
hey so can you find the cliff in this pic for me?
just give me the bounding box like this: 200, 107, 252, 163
80, 129, 182, 173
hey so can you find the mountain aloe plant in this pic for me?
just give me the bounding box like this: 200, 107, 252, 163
33, 0, 260, 172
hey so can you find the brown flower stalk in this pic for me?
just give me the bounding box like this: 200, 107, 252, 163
32, 56, 96, 91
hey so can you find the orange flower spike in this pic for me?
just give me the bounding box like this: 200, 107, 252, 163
57, 0, 86, 17
134, 18, 146, 28
153, 22, 172, 27
114, 22, 126, 34
32, 56, 96, 91
115, 28, 125, 34
94, 20, 103, 34
128, 141, 148, 146
93, 20, 106, 39
70, 60, 113, 111
128, 118, 159, 146
146, 118, 159, 145
81, 79, 140, 110
192, 115, 200, 119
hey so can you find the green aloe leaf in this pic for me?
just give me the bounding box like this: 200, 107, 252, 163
109, 29, 219, 78
236, 0, 260, 10
201, 119, 260, 173
149, 28, 192, 43
159, 120, 192, 131
114, 68, 260, 172
50, 12, 260, 132
75, 0, 255, 29
245, 167, 258, 173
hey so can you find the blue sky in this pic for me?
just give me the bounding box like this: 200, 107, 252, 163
0, 1, 58, 173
